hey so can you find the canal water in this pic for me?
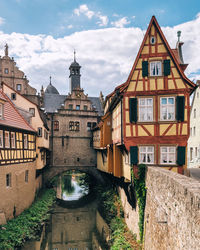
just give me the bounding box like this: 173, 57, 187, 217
22, 171, 109, 250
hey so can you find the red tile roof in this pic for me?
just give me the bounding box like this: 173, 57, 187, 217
0, 89, 36, 132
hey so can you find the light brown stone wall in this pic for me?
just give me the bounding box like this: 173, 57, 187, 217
118, 187, 140, 240
0, 162, 36, 222
144, 167, 200, 250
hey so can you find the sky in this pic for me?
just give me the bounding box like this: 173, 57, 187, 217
0, 0, 200, 97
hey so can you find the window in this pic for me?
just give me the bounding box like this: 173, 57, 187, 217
11, 132, 15, 148
69, 121, 74, 131
190, 127, 192, 136
195, 147, 198, 158
193, 127, 196, 136
190, 147, 193, 162
38, 127, 42, 137
16, 84, 22, 91
194, 109, 196, 118
69, 121, 79, 131
87, 122, 91, 131
4, 68, 9, 74
0, 130, 3, 148
150, 36, 156, 44
24, 134, 28, 149
139, 146, 154, 164
75, 121, 80, 131
6, 173, 11, 187
76, 105, 80, 110
11, 93, 16, 100
25, 170, 29, 183
150, 61, 162, 76
160, 146, 176, 164
84, 105, 88, 110
44, 130, 48, 140
160, 97, 175, 121
5, 131, 10, 148
53, 121, 59, 131
69, 104, 73, 110
139, 98, 153, 121
0, 103, 3, 119
29, 108, 35, 117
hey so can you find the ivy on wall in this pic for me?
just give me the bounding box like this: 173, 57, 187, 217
131, 164, 147, 242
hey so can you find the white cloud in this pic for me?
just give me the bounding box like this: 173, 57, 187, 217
0, 14, 200, 97
67, 25, 73, 29
111, 17, 130, 28
74, 4, 108, 27
0, 17, 5, 26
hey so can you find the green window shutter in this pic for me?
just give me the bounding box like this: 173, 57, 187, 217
142, 61, 148, 77
163, 59, 170, 76
177, 146, 186, 166
176, 96, 185, 121
130, 146, 138, 165
129, 98, 137, 123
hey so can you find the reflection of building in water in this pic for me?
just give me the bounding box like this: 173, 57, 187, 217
49, 202, 97, 250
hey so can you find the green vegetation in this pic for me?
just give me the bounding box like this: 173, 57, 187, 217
98, 186, 141, 249
0, 189, 56, 250
132, 164, 147, 242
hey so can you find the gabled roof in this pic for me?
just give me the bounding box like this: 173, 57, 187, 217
105, 15, 196, 104
0, 89, 35, 132
123, 16, 196, 92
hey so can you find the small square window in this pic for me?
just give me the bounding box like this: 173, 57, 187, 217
84, 105, 88, 110
160, 146, 176, 164
69, 104, 73, 110
4, 68, 9, 74
17, 84, 22, 91
29, 108, 35, 117
6, 173, 11, 187
139, 146, 154, 164
150, 61, 162, 76
76, 105, 80, 110
11, 93, 16, 100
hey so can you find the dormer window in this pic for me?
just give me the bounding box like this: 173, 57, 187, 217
0, 103, 3, 119
150, 61, 162, 76
150, 36, 156, 44
17, 84, 22, 91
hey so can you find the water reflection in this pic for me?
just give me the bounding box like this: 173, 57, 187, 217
22, 172, 109, 250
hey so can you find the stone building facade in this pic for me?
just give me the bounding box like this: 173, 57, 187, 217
43, 57, 103, 169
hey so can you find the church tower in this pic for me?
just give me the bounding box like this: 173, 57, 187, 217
69, 51, 81, 93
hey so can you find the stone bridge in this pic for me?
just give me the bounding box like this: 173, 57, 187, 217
43, 165, 106, 185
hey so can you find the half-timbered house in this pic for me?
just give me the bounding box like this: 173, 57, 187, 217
94, 16, 196, 181
0, 88, 36, 223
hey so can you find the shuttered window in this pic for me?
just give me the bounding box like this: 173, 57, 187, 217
177, 146, 186, 166
176, 96, 185, 121
163, 59, 170, 76
130, 146, 138, 165
129, 98, 137, 123
142, 61, 148, 77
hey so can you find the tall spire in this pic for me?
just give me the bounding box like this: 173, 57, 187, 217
50, 76, 52, 85
74, 50, 76, 62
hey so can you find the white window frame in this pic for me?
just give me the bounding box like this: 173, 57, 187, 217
160, 146, 176, 165
24, 134, 28, 149
0, 130, 3, 148
160, 97, 175, 121
139, 146, 154, 164
150, 61, 162, 76
11, 132, 15, 148
139, 98, 153, 122
5, 131, 10, 148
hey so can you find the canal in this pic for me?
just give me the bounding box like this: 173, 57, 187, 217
22, 171, 109, 250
